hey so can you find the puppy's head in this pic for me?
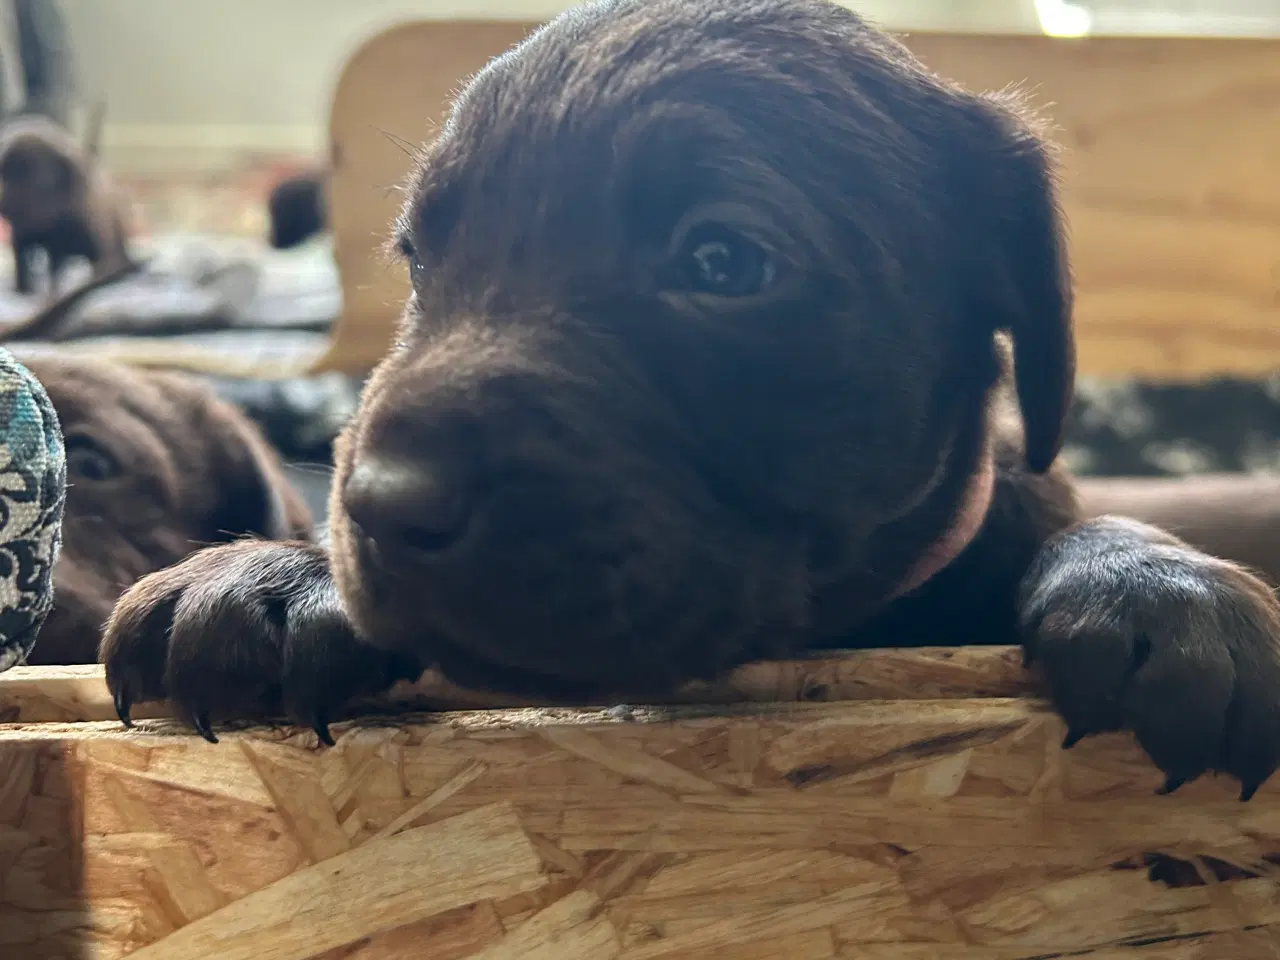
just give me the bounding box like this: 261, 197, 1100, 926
331, 0, 1074, 695
22, 356, 312, 663
0, 117, 86, 230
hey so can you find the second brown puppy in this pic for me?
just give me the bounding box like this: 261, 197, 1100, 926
0, 115, 132, 295
20, 355, 312, 664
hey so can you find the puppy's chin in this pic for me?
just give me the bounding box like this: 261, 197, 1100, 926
327, 499, 814, 696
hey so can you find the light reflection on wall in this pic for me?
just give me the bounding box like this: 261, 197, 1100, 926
1035, 0, 1094, 36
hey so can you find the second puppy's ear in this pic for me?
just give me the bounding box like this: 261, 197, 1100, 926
192, 387, 315, 543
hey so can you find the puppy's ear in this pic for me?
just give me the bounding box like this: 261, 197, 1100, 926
168, 380, 314, 543
960, 92, 1076, 473
207, 401, 314, 543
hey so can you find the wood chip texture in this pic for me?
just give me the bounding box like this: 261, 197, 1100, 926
1, 646, 1278, 958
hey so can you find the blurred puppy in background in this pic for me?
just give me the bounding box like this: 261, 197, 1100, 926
266, 167, 327, 250
0, 109, 132, 294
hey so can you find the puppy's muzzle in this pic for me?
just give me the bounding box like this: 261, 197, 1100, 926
343, 455, 473, 558
342, 410, 478, 561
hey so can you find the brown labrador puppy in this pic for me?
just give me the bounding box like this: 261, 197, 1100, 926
102, 0, 1280, 798
0, 115, 132, 295
21, 356, 312, 664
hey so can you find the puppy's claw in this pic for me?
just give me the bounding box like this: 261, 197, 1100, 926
313, 719, 335, 748
113, 687, 134, 729
193, 712, 219, 744
1061, 728, 1086, 750
1156, 775, 1187, 796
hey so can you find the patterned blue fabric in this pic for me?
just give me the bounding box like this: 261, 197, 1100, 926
0, 348, 65, 671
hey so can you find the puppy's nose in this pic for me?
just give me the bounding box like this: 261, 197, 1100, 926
342, 454, 473, 557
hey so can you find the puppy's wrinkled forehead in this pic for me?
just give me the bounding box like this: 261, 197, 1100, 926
33, 362, 207, 478
402, 0, 951, 288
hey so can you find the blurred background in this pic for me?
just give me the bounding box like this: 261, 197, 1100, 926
53, 0, 1280, 183
1, 0, 1279, 517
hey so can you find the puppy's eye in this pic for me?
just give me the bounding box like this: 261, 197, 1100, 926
677, 224, 777, 298
64, 434, 121, 482
396, 234, 427, 285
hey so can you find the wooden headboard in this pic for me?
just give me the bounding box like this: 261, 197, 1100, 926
319, 25, 1280, 380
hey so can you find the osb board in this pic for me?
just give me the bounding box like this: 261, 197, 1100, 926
2, 649, 1280, 959
319, 25, 1280, 379
0, 646, 1035, 725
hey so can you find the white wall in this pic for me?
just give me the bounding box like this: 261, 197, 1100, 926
61, 0, 1041, 172
58, 0, 1280, 173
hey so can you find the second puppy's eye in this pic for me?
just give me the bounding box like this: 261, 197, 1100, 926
677, 224, 777, 298
64, 434, 121, 482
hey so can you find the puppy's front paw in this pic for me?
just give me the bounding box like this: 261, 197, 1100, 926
1019, 516, 1280, 800
101, 540, 422, 744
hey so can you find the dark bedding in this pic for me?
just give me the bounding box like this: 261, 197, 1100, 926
1066, 376, 1280, 478
0, 230, 350, 467
0, 232, 337, 377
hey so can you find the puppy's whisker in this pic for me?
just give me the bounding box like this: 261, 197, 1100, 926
377, 128, 418, 157
286, 462, 334, 477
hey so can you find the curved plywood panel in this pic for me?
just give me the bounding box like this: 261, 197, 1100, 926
907, 33, 1280, 379
3, 651, 1278, 957
322, 24, 1280, 380
320, 21, 538, 374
